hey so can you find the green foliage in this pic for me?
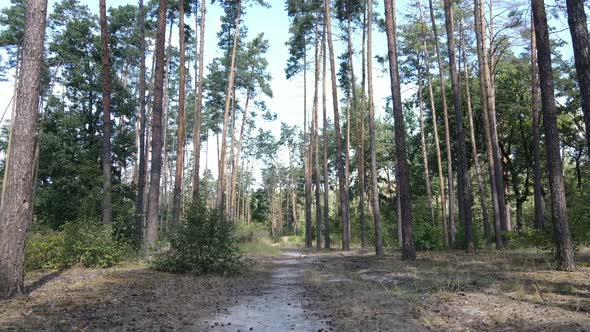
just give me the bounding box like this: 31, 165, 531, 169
25, 221, 126, 270
235, 222, 269, 243
413, 221, 443, 251
501, 228, 554, 250
151, 206, 245, 275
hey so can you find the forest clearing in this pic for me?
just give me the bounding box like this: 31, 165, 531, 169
1, 0, 590, 330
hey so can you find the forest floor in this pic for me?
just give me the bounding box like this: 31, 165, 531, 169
1, 248, 589, 331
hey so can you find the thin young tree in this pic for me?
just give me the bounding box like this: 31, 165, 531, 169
0, 0, 47, 299
145, 0, 168, 252
564, 0, 590, 155
312, 13, 322, 250
217, 0, 241, 209
324, 0, 351, 251
99, 0, 112, 225
531, 0, 576, 272
321, 24, 330, 249
384, 0, 415, 260
427, 0, 454, 244
531, 16, 544, 230
135, 0, 147, 246
172, 0, 187, 228
443, 0, 474, 254
192, 0, 206, 204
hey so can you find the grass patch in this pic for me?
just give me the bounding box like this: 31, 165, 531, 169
238, 242, 280, 256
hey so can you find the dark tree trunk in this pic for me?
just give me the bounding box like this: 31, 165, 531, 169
192, 0, 206, 204
145, 0, 167, 253
532, 0, 577, 272
384, 0, 415, 260
443, 0, 474, 254
357, 10, 367, 249
369, 0, 384, 256
428, 0, 454, 245
172, 0, 187, 228
0, 0, 47, 299
322, 26, 330, 249
135, 0, 147, 247
313, 15, 322, 250
99, 0, 112, 225
565, 0, 590, 155
304, 45, 312, 249
324, 0, 351, 251
531, 17, 544, 230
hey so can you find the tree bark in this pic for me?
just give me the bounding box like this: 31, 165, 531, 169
531, 16, 544, 230
0, 0, 47, 299
321, 25, 330, 249
135, 0, 147, 246
357, 9, 367, 249
217, 0, 241, 209
428, 0, 454, 244
369, 0, 384, 256
416, 53, 435, 224
312, 14, 322, 250
565, 0, 590, 156
474, 0, 503, 249
418, 1, 448, 246
460, 26, 490, 244
191, 0, 206, 204
532, 0, 576, 272
324, 0, 350, 251
172, 0, 187, 228
384, 0, 415, 260
304, 44, 312, 249
99, 0, 112, 225
145, 0, 167, 253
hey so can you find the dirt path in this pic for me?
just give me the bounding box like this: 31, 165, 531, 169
196, 251, 329, 331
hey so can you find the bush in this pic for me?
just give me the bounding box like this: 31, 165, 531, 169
151, 206, 244, 275
62, 221, 126, 268
26, 231, 70, 270
25, 221, 126, 270
235, 222, 269, 243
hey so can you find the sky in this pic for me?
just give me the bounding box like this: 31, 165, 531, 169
0, 0, 577, 183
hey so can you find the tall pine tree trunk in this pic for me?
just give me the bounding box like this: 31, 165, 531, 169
357, 9, 367, 249
321, 25, 330, 249
313, 14, 322, 250
368, 0, 383, 256
145, 0, 167, 253
531, 17, 544, 230
532, 0, 576, 272
172, 0, 187, 228
135, 0, 147, 246
217, 0, 241, 209
324, 0, 350, 251
428, 0, 454, 244
384, 0, 415, 260
192, 0, 206, 204
304, 44, 312, 249
99, 0, 112, 225
565, 0, 590, 155
0, 0, 47, 299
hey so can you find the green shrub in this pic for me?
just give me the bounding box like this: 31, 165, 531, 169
25, 231, 70, 270
151, 206, 245, 275
414, 221, 443, 251
235, 222, 269, 243
62, 221, 126, 268
25, 221, 125, 270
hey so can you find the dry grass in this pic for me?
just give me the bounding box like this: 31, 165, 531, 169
301, 249, 590, 331
0, 259, 272, 331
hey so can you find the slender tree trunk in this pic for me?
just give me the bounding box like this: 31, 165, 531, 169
564, 0, 590, 155
384, 0, 415, 260
145, 0, 167, 253
0, 0, 47, 299
324, 0, 350, 251
217, 0, 241, 209
135, 0, 147, 246
474, 0, 503, 249
304, 44, 312, 249
531, 16, 544, 230
418, 1, 448, 246
368, 0, 384, 256
532, 0, 576, 272
191, 0, 206, 204
443, 0, 474, 254
313, 15, 322, 250
99, 0, 112, 225
160, 21, 173, 228
172, 0, 186, 228
357, 10, 367, 249
416, 53, 435, 224
428, 0, 454, 244
231, 95, 250, 220
460, 26, 490, 243
321, 25, 330, 249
